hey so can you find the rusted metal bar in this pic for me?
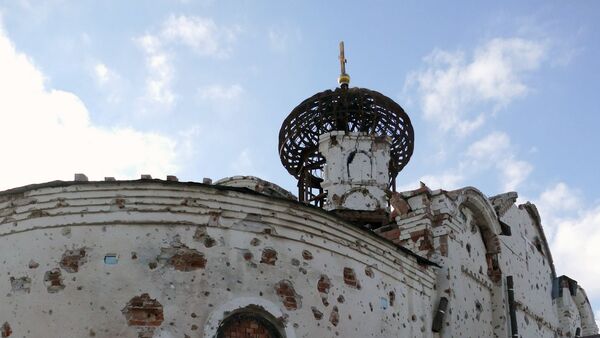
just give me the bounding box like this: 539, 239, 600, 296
431, 296, 448, 332
507, 276, 519, 338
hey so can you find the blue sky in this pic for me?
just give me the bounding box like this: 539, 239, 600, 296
1, 0, 599, 322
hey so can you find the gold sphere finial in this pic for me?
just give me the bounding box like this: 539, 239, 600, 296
338, 41, 350, 88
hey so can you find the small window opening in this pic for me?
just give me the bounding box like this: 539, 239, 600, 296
533, 237, 544, 256
388, 291, 395, 306
379, 297, 388, 310
104, 254, 118, 265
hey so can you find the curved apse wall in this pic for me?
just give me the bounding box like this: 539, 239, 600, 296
0, 180, 436, 337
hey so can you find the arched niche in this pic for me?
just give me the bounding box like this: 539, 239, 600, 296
347, 150, 373, 182
216, 306, 285, 338
446, 187, 503, 337
203, 297, 295, 338
573, 286, 599, 335
453, 188, 502, 252
451, 187, 503, 283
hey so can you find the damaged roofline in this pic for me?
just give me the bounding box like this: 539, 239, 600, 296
0, 179, 440, 268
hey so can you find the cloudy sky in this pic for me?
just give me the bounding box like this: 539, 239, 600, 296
1, 0, 599, 323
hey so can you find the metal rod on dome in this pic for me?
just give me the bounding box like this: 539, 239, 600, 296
338, 41, 350, 88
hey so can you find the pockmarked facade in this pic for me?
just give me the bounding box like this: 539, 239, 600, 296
0, 43, 597, 338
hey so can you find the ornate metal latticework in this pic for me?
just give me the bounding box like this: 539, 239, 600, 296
278, 86, 414, 205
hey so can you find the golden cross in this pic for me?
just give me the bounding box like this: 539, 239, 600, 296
339, 41, 347, 75
338, 41, 350, 86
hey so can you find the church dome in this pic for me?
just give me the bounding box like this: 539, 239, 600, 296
278, 86, 414, 188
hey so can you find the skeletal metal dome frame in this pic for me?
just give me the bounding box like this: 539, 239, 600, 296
278, 86, 414, 204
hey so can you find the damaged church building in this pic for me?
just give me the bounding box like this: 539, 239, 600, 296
0, 43, 597, 338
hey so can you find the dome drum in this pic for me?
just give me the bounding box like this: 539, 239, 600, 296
278, 87, 415, 215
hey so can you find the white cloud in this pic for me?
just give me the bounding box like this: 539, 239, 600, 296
398, 38, 544, 194
136, 34, 175, 107
172, 0, 216, 6
162, 15, 237, 57
135, 15, 239, 108
466, 131, 511, 160
230, 149, 256, 175
533, 182, 582, 242
398, 172, 464, 192
93, 63, 109, 85
550, 204, 600, 298
198, 84, 243, 101
408, 131, 532, 193
0, 24, 178, 190
91, 62, 122, 103
268, 29, 287, 52
466, 132, 533, 191
538, 182, 581, 214
499, 159, 533, 192
267, 26, 301, 53
407, 38, 546, 135
533, 182, 600, 299
196, 84, 245, 117
92, 62, 119, 87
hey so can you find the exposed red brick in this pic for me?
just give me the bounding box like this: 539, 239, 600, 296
114, 197, 126, 209
419, 239, 434, 251
311, 307, 323, 320
439, 235, 448, 257
136, 328, 156, 338
28, 209, 49, 218
260, 248, 278, 265
9, 276, 31, 294
192, 226, 207, 241
243, 252, 254, 261
317, 275, 331, 294
1, 322, 11, 337
329, 306, 339, 327
343, 267, 361, 289
380, 228, 402, 240
207, 211, 221, 227
220, 317, 277, 338
193, 227, 218, 248
389, 192, 411, 219
203, 235, 217, 248
275, 280, 301, 310
60, 247, 87, 273
409, 229, 426, 242
486, 253, 502, 283
122, 293, 164, 327
44, 269, 65, 293
409, 229, 434, 252
160, 244, 207, 271
168, 249, 206, 271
